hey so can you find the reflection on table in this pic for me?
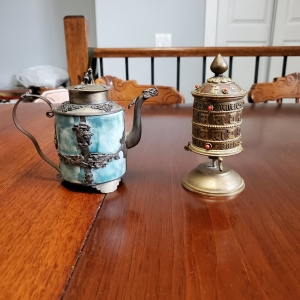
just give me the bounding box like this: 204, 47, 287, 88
1, 103, 300, 300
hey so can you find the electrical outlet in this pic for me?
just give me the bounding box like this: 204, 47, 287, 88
155, 34, 172, 47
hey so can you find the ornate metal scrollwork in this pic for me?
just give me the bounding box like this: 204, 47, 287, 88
72, 122, 93, 148
74, 85, 86, 90
83, 169, 93, 185
81, 68, 95, 85
60, 101, 114, 113
61, 102, 84, 112
128, 87, 158, 109
90, 101, 113, 112
142, 87, 158, 99
207, 76, 231, 83
58, 150, 123, 169
58, 153, 86, 167
82, 169, 94, 185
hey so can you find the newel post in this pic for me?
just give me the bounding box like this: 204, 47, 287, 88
64, 16, 89, 85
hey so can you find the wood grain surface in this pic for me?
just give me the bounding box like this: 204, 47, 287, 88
248, 72, 300, 103
64, 16, 88, 85
62, 104, 300, 300
96, 75, 185, 105
2, 103, 300, 300
0, 103, 104, 299
93, 46, 300, 58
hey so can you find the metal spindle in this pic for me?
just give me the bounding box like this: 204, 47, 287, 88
151, 57, 154, 84
202, 56, 207, 82
282, 56, 287, 77
125, 57, 129, 80
228, 56, 233, 78
177, 57, 180, 91
100, 57, 103, 77
254, 56, 260, 83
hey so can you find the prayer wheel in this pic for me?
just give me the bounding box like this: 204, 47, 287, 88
182, 54, 247, 197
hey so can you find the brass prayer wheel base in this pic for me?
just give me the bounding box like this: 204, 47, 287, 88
187, 142, 243, 157
182, 162, 245, 197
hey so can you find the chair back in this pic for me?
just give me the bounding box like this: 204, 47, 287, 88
95, 75, 185, 105
248, 72, 300, 103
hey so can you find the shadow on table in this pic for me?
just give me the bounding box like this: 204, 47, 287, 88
61, 180, 104, 194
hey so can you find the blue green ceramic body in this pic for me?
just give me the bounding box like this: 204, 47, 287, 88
53, 107, 126, 186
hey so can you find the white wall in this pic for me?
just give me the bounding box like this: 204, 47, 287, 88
0, 0, 206, 103
95, 0, 206, 103
0, 0, 96, 88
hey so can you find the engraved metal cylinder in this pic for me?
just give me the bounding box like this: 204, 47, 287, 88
182, 54, 246, 197
187, 55, 247, 157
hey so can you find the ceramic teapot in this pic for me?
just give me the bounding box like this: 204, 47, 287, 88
12, 72, 158, 193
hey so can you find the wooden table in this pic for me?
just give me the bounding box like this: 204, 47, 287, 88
1, 103, 300, 300
0, 87, 31, 102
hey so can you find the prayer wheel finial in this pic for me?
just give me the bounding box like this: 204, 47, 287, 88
210, 54, 228, 75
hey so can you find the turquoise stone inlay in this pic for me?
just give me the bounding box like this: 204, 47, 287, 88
87, 111, 124, 153
55, 110, 126, 185
55, 114, 81, 155
59, 162, 84, 184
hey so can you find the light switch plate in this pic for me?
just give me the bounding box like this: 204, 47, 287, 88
155, 34, 172, 47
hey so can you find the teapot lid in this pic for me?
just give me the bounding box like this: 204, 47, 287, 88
53, 69, 123, 116
191, 54, 246, 99
65, 68, 111, 105
66, 81, 111, 105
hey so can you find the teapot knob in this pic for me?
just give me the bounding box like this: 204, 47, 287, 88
81, 68, 95, 84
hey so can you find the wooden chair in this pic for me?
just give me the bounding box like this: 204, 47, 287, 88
0, 87, 31, 103
248, 72, 300, 103
95, 75, 185, 105
33, 78, 184, 105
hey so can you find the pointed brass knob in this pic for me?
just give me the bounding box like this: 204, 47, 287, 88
210, 54, 228, 75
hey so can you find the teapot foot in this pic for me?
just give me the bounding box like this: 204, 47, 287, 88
93, 178, 121, 193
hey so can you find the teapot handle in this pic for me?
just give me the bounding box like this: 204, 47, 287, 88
12, 93, 60, 173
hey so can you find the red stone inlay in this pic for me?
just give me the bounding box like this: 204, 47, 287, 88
207, 105, 213, 111
222, 88, 229, 94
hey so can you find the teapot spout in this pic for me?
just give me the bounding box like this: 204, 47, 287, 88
126, 87, 158, 149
